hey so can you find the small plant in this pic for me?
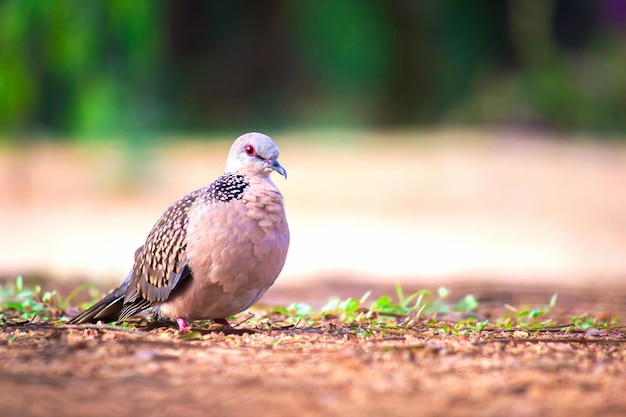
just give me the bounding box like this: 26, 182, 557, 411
313, 285, 480, 329
426, 287, 479, 316
270, 302, 315, 324
495, 294, 559, 329
3, 278, 622, 339
565, 312, 619, 331
0, 276, 65, 321
320, 291, 370, 323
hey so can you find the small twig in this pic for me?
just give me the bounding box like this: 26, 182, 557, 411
234, 312, 256, 328
57, 323, 145, 335
370, 310, 411, 319
473, 337, 626, 345
365, 335, 407, 342
480, 326, 625, 334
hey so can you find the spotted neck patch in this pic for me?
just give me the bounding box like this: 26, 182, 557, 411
204, 173, 249, 203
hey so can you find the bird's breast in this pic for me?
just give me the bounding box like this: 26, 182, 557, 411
184, 189, 289, 294
159, 191, 288, 320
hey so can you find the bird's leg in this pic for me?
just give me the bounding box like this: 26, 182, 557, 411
213, 318, 233, 329
176, 317, 190, 332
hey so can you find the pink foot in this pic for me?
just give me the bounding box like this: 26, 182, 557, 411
176, 317, 190, 332
213, 318, 233, 329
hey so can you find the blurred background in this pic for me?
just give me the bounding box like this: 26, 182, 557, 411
1, 0, 626, 295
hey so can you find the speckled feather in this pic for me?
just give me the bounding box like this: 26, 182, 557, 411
118, 174, 250, 319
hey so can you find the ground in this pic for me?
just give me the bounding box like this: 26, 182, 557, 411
2, 282, 626, 417
2, 130, 626, 416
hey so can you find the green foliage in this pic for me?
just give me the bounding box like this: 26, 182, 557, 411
0, 276, 66, 321
0, 276, 104, 323
565, 313, 620, 331
260, 287, 620, 338
495, 293, 559, 329
317, 285, 478, 326
2, 278, 621, 338
1, 1, 625, 139
270, 303, 314, 324
178, 331, 204, 341
0, 0, 164, 138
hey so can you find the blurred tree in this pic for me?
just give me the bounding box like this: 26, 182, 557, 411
285, 0, 395, 126
0, 0, 625, 141
446, 0, 626, 133
0, 0, 165, 139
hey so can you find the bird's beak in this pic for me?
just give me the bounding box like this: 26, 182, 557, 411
270, 159, 287, 179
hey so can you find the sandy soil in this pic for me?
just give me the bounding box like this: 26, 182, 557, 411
2, 282, 626, 417
4, 324, 625, 417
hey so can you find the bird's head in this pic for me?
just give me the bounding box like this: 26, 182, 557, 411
225, 132, 287, 179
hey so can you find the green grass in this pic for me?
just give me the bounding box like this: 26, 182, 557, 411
0, 277, 621, 337
0, 276, 65, 322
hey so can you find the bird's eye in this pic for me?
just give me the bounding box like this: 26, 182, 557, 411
244, 144, 256, 156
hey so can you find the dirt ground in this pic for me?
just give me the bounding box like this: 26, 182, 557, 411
2, 281, 626, 417
2, 130, 626, 416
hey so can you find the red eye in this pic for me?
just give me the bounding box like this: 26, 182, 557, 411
244, 144, 256, 156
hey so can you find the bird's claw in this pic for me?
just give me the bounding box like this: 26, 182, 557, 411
176, 317, 190, 332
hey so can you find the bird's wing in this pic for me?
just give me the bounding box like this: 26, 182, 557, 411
118, 192, 200, 320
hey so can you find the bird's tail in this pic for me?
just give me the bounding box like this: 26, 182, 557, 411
69, 273, 132, 324
69, 289, 125, 324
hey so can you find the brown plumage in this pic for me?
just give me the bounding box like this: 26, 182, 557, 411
70, 132, 289, 331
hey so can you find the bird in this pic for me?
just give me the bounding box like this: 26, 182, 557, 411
70, 132, 289, 331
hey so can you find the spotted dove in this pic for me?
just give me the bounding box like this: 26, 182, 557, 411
70, 132, 289, 331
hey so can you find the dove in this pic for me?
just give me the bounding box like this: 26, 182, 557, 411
70, 132, 289, 331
